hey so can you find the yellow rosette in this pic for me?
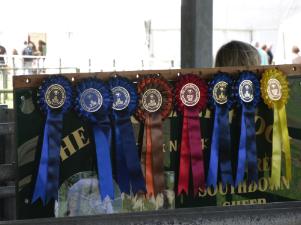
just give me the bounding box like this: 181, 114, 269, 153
260, 68, 291, 189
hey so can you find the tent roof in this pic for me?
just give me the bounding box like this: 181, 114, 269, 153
214, 0, 301, 30
2, 0, 301, 31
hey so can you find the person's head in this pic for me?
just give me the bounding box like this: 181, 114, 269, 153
292, 46, 300, 54
262, 44, 267, 51
38, 40, 46, 46
215, 40, 260, 67
12, 49, 18, 55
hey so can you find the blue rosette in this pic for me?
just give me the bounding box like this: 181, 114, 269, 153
32, 75, 72, 205
234, 71, 260, 186
108, 76, 146, 195
207, 73, 234, 188
74, 78, 114, 201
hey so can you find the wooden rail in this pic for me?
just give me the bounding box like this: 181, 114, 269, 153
13, 64, 301, 89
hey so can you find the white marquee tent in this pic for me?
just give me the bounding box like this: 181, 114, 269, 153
1, 0, 301, 69
213, 0, 301, 64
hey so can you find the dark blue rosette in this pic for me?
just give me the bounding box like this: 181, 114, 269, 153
207, 73, 234, 188
234, 71, 260, 186
108, 76, 146, 195
74, 78, 113, 123
32, 75, 72, 205
74, 78, 114, 200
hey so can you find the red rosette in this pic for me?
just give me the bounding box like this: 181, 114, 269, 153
135, 75, 173, 122
175, 74, 208, 113
174, 74, 208, 196
135, 75, 173, 197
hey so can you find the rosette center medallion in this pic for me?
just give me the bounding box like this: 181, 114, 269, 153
142, 89, 162, 112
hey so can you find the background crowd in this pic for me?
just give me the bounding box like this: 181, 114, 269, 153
0, 38, 46, 74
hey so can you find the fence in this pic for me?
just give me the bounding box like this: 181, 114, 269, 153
0, 54, 179, 108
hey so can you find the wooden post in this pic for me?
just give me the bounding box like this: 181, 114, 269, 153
181, 0, 213, 68
0, 108, 16, 220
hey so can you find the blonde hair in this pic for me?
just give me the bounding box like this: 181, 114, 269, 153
215, 40, 260, 67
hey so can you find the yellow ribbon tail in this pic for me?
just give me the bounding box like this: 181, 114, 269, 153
279, 106, 292, 182
271, 108, 282, 189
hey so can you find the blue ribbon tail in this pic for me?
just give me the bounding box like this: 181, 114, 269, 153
119, 117, 146, 194
207, 108, 220, 188
235, 109, 247, 187
32, 122, 49, 205
245, 105, 258, 183
114, 117, 131, 194
93, 124, 114, 200
45, 111, 63, 203
219, 106, 234, 187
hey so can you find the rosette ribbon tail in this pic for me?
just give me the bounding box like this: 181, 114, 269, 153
145, 115, 154, 196
32, 122, 49, 205
145, 113, 165, 196
114, 115, 131, 194
32, 111, 63, 205
235, 105, 258, 186
177, 108, 205, 195
207, 107, 221, 188
218, 106, 234, 187
271, 108, 282, 189
279, 107, 291, 183
271, 106, 291, 189
177, 109, 190, 195
114, 114, 146, 194
93, 120, 114, 200
187, 108, 205, 195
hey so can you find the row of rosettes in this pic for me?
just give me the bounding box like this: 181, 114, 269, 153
37, 69, 289, 123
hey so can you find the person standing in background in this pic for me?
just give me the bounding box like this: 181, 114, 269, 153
262, 44, 274, 65
38, 40, 47, 73
267, 45, 274, 65
0, 45, 7, 66
255, 42, 269, 65
22, 41, 33, 74
38, 40, 46, 56
292, 46, 301, 64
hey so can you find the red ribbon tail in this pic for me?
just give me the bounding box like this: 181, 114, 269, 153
177, 110, 190, 195
187, 109, 205, 196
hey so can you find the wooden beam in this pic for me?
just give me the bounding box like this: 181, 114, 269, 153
0, 164, 16, 182
0, 186, 15, 199
13, 64, 301, 89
